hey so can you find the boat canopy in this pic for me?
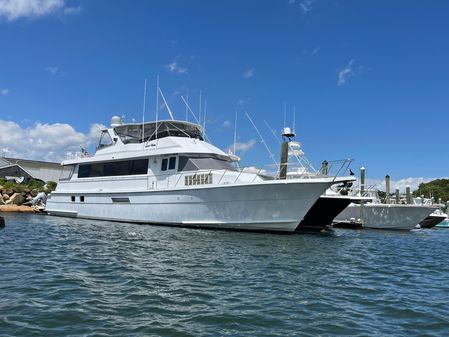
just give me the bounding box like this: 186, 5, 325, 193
114, 121, 204, 144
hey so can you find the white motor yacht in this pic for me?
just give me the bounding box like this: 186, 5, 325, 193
46, 117, 350, 232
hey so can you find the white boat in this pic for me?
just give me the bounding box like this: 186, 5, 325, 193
336, 203, 437, 230
335, 190, 436, 230
46, 117, 349, 232
411, 197, 448, 228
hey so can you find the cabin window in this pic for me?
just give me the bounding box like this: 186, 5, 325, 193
71, 196, 75, 202
169, 157, 176, 170
98, 130, 113, 149
78, 158, 149, 178
178, 156, 237, 172
161, 159, 168, 171
60, 165, 75, 181
80, 196, 85, 202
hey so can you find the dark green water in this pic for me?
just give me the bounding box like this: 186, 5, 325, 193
1, 213, 449, 336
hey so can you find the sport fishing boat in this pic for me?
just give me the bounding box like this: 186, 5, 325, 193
334, 189, 436, 230
334, 169, 437, 230
46, 117, 350, 232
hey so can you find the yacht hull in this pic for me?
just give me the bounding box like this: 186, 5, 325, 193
296, 196, 353, 231
418, 214, 447, 228
335, 204, 436, 230
46, 180, 333, 232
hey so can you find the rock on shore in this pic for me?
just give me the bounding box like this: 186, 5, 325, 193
0, 185, 40, 206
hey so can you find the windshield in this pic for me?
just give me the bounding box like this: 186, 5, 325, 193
114, 121, 204, 144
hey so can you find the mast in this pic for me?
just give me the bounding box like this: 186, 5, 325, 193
233, 110, 238, 155
155, 75, 159, 141
203, 98, 207, 137
141, 78, 147, 144
293, 104, 296, 133
181, 95, 199, 124
245, 112, 277, 166
283, 101, 287, 128
185, 91, 189, 121
158, 87, 174, 120
198, 90, 202, 126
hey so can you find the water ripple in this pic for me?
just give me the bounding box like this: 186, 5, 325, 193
1, 213, 449, 336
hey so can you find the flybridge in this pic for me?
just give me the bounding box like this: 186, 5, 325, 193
113, 120, 204, 145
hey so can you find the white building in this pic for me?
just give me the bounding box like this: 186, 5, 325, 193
0, 157, 62, 183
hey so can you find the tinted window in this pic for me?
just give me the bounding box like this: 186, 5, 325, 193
161, 158, 168, 171
178, 156, 236, 172
169, 157, 176, 170
78, 159, 148, 178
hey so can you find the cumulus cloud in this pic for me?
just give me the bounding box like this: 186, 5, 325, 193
0, 0, 82, 21
222, 120, 231, 128
63, 5, 81, 15
0, 120, 105, 162
288, 0, 313, 13
237, 97, 250, 106
165, 57, 188, 75
0, 88, 10, 95
299, 0, 313, 13
337, 59, 364, 86
45, 66, 62, 76
229, 139, 256, 154
242, 68, 254, 79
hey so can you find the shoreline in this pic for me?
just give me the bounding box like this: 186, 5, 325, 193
0, 205, 43, 213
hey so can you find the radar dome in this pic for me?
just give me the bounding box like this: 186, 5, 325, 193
111, 116, 122, 127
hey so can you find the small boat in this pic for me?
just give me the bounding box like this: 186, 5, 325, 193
413, 197, 448, 228
417, 210, 448, 228
436, 219, 449, 228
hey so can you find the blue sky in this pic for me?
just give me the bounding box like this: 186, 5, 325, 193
0, 0, 448, 188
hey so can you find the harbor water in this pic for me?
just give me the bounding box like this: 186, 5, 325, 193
1, 213, 449, 336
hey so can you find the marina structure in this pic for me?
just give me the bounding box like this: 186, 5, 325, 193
46, 117, 352, 232
0, 157, 62, 183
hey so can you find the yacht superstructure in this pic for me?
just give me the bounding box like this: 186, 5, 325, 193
46, 117, 348, 232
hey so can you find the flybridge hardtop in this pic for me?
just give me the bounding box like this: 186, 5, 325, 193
63, 119, 230, 165
113, 120, 204, 144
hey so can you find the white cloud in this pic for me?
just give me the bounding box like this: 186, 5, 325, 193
63, 5, 81, 15
366, 177, 447, 193
87, 123, 106, 143
45, 66, 61, 76
222, 120, 231, 128
242, 68, 254, 79
337, 59, 364, 86
299, 0, 313, 13
0, 0, 81, 21
237, 97, 250, 106
289, 0, 313, 13
232, 139, 256, 154
165, 57, 188, 75
0, 88, 10, 95
0, 119, 104, 162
